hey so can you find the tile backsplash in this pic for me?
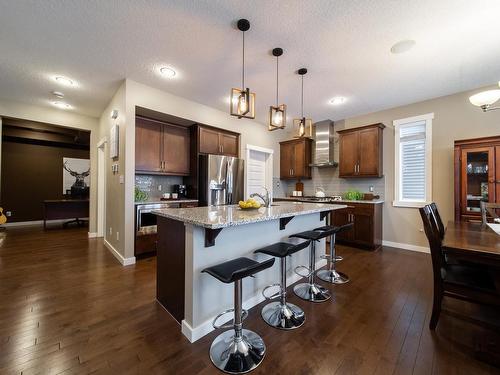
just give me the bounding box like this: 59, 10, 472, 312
135, 174, 184, 199
280, 167, 385, 199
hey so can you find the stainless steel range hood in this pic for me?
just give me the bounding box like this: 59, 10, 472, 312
309, 120, 338, 167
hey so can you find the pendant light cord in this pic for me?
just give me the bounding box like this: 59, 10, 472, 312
276, 56, 279, 106
301, 74, 304, 118
242, 31, 245, 89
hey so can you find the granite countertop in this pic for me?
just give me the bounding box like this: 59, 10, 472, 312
152, 201, 347, 229
135, 199, 198, 205
274, 197, 385, 204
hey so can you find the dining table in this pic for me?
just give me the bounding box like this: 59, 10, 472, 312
442, 220, 500, 267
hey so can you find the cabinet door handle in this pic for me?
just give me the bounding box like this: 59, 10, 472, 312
221, 145, 224, 153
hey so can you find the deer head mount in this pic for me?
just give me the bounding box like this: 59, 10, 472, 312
63, 161, 90, 188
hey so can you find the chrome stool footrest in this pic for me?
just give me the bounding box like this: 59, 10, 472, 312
294, 265, 312, 278
261, 283, 281, 300
212, 308, 248, 330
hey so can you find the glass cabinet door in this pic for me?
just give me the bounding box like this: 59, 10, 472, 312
461, 147, 495, 215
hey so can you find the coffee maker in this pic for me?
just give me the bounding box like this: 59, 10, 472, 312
173, 184, 187, 198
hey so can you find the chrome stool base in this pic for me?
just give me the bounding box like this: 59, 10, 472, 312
293, 282, 331, 302
261, 301, 305, 330
317, 269, 350, 284
209, 329, 266, 374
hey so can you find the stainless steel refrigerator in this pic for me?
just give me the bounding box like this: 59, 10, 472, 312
199, 154, 245, 206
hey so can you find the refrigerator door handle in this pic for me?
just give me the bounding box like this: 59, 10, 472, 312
225, 159, 233, 204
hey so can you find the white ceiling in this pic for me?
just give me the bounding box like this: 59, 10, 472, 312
1, 0, 500, 123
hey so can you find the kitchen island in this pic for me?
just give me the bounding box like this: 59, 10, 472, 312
153, 201, 346, 342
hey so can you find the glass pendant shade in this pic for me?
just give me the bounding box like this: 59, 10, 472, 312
230, 87, 255, 119
269, 104, 286, 130
469, 89, 500, 108
293, 117, 313, 138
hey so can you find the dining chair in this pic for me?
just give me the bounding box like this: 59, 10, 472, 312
419, 204, 500, 330
480, 201, 500, 224
429, 202, 445, 239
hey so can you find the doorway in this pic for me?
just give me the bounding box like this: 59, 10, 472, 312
96, 138, 107, 237
245, 145, 274, 200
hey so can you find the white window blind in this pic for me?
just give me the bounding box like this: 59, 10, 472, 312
400, 121, 426, 200
393, 113, 433, 207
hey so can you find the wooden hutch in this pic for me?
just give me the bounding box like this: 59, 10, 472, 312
454, 135, 500, 222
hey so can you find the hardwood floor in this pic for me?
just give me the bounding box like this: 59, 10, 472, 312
0, 227, 499, 374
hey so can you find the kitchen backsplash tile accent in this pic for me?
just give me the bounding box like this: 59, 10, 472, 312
135, 175, 184, 199
280, 167, 385, 199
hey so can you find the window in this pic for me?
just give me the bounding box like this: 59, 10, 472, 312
393, 113, 433, 207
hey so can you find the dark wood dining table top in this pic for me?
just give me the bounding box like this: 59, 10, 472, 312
442, 221, 500, 265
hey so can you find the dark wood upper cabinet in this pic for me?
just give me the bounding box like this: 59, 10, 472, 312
454, 136, 500, 222
135, 117, 190, 176
162, 124, 190, 175
279, 138, 312, 180
337, 123, 385, 178
135, 118, 162, 173
198, 125, 239, 157
199, 126, 220, 155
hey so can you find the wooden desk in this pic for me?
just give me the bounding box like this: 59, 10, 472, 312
43, 199, 89, 229
442, 221, 500, 267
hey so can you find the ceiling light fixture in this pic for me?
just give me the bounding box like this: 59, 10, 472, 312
160, 67, 176, 78
293, 68, 313, 138
230, 18, 255, 119
329, 96, 346, 105
54, 76, 75, 86
390, 39, 416, 54
52, 101, 72, 110
469, 89, 500, 112
268, 47, 286, 131
51, 91, 64, 98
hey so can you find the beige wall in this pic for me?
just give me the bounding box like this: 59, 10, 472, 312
98, 82, 127, 256
343, 85, 500, 248
0, 99, 100, 232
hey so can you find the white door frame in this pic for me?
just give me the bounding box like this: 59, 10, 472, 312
96, 137, 107, 238
245, 144, 274, 200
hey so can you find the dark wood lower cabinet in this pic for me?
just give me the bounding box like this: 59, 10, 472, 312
331, 202, 383, 250
156, 216, 185, 323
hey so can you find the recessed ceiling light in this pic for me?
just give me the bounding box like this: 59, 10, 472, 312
390, 40, 416, 54
52, 101, 72, 110
329, 97, 347, 105
159, 67, 176, 78
51, 91, 65, 98
54, 76, 75, 86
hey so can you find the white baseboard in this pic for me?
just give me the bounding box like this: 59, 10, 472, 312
104, 239, 136, 266
88, 232, 99, 238
382, 240, 429, 253
182, 259, 327, 343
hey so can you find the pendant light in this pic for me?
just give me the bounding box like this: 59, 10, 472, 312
268, 47, 286, 131
230, 19, 255, 119
293, 68, 313, 138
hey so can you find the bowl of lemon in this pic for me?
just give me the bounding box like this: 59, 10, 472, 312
238, 198, 261, 210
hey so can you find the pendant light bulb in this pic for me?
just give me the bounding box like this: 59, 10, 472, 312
273, 110, 283, 125
299, 120, 305, 137
238, 93, 248, 113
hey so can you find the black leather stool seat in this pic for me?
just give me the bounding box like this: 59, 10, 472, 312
255, 240, 311, 258
314, 223, 353, 233
202, 257, 275, 283
289, 228, 336, 241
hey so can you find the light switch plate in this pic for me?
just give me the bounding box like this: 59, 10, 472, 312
119, 175, 124, 184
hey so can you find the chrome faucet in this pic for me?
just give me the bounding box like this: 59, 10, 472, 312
250, 187, 271, 208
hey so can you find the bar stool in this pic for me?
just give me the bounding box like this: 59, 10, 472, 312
202, 257, 275, 374
314, 223, 353, 284
254, 240, 311, 330
289, 228, 337, 302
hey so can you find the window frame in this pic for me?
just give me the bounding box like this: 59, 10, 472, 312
393, 113, 433, 208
